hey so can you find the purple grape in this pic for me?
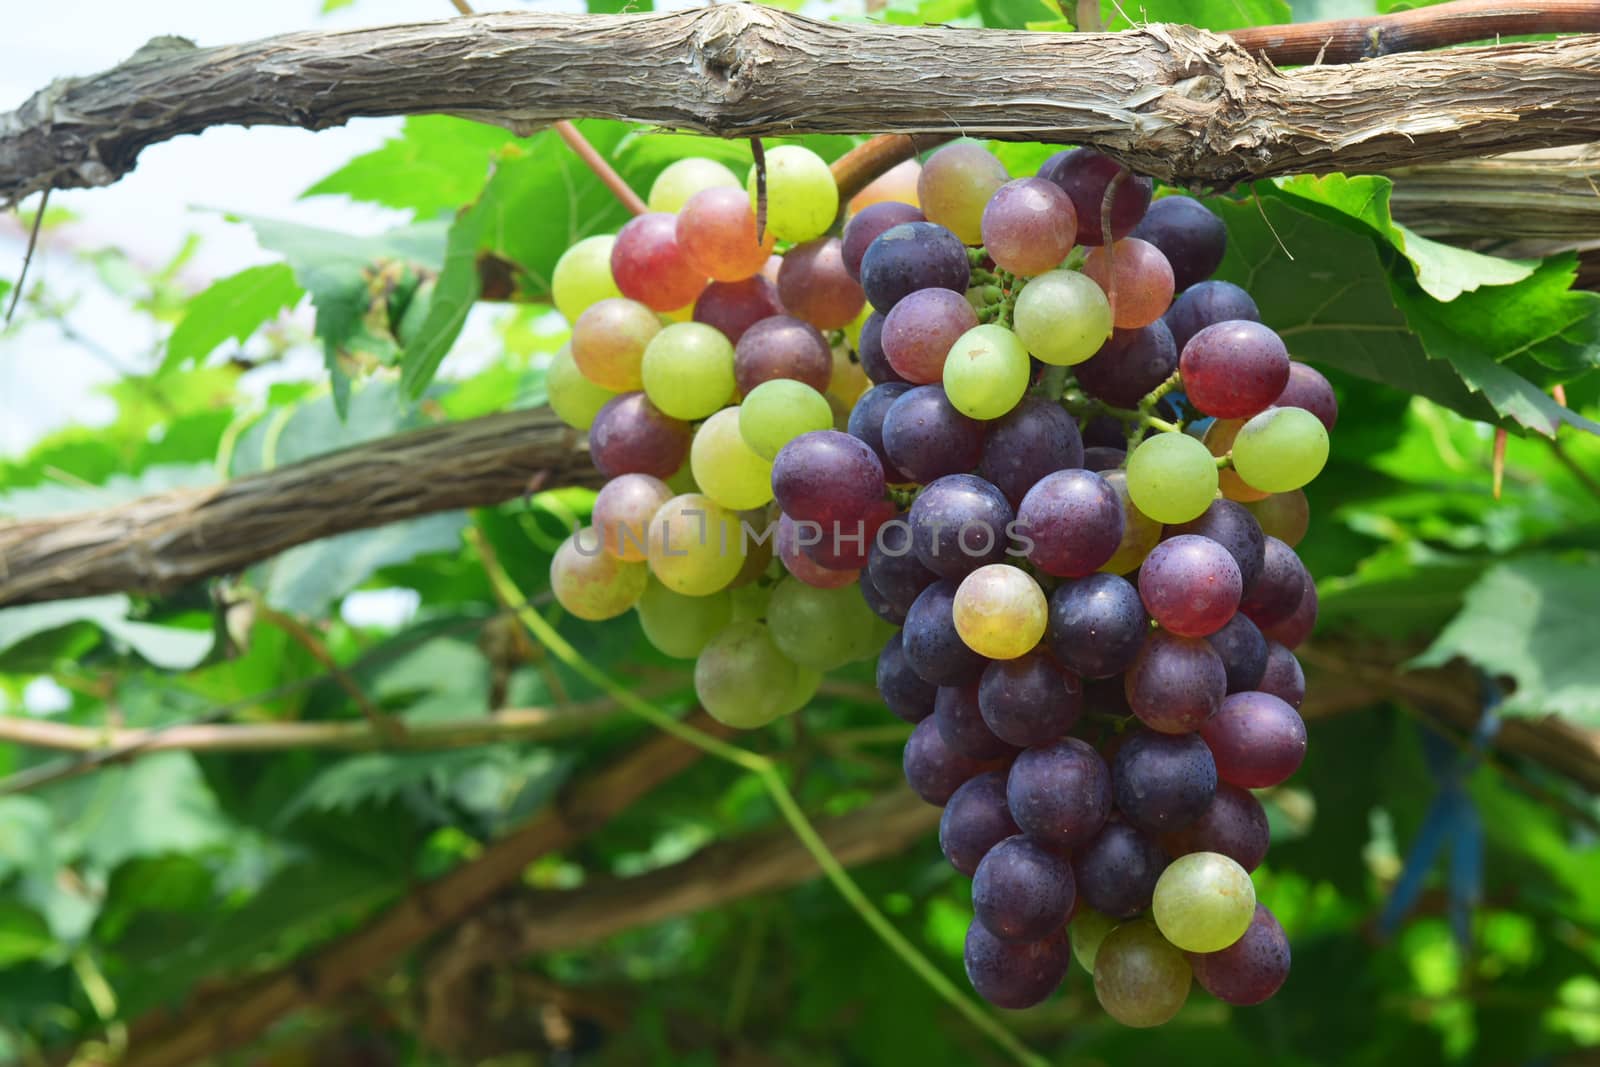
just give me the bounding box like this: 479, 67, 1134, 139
978, 650, 1082, 748
1163, 279, 1260, 353
980, 177, 1078, 276
1136, 534, 1243, 638
1275, 361, 1339, 431
1160, 782, 1270, 872
1111, 729, 1217, 834
903, 715, 1001, 805
867, 517, 938, 615
1075, 320, 1178, 410
1124, 630, 1228, 733
903, 579, 989, 686
771, 430, 886, 528
856, 310, 907, 385
1180, 320, 1292, 420
842, 200, 925, 281
1202, 690, 1307, 788
1039, 148, 1153, 246
1258, 641, 1306, 708
1081, 446, 1127, 472
777, 237, 866, 331
692, 275, 785, 345
882, 384, 986, 484
935, 683, 1019, 761
847, 382, 914, 471
1072, 818, 1169, 919
1240, 536, 1309, 629
973, 835, 1077, 942
733, 314, 833, 395
1263, 579, 1317, 650
1172, 499, 1266, 591
1129, 195, 1227, 291
877, 631, 936, 723
882, 287, 979, 384
589, 392, 691, 479
908, 474, 1013, 580
801, 498, 892, 571
977, 397, 1085, 508
1016, 469, 1123, 578
1188, 904, 1291, 1005
859, 222, 972, 313
1046, 573, 1149, 679
939, 770, 1019, 876
1005, 737, 1112, 849
1205, 612, 1269, 693
859, 565, 905, 625
963, 921, 1071, 1010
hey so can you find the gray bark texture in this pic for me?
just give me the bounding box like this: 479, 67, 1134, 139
4, 5, 1600, 207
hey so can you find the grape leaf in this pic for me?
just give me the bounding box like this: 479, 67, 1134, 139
47, 753, 232, 874
1413, 555, 1600, 723
303, 116, 517, 220
161, 263, 304, 373
0, 595, 214, 670
1103, 0, 1290, 31
0, 904, 53, 967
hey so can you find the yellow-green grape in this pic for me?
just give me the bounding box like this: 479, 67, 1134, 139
641, 322, 736, 420
691, 407, 774, 510
1071, 910, 1120, 974
943, 324, 1031, 420
1126, 432, 1219, 525
767, 578, 879, 671
747, 145, 838, 244
828, 341, 871, 411
1098, 470, 1164, 575
780, 666, 823, 715
1013, 270, 1115, 366
1151, 851, 1257, 953
730, 580, 772, 623
916, 141, 1009, 245
636, 579, 733, 659
740, 379, 834, 460
1204, 418, 1269, 503
551, 235, 622, 323
1093, 919, 1193, 1028
649, 157, 741, 214
546, 344, 616, 431
694, 620, 802, 728
952, 564, 1046, 659
550, 527, 648, 620
1231, 406, 1330, 493
647, 493, 748, 596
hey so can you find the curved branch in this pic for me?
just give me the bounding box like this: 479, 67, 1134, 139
5, 7, 1600, 209
0, 407, 600, 608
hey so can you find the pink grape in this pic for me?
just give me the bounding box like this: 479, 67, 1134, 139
611, 212, 707, 311
980, 178, 1078, 277
882, 287, 978, 384
1179, 320, 1292, 419
693, 275, 785, 345
778, 237, 867, 330
676, 185, 775, 282
1083, 238, 1175, 330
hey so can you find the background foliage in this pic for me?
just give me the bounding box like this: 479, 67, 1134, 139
0, 0, 1598, 1064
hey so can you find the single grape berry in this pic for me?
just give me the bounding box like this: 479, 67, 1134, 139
1179, 320, 1291, 419
939, 770, 1019, 876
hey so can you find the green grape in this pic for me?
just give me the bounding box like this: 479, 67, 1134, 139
943, 324, 1031, 420
1071, 910, 1120, 974
694, 620, 802, 728
1231, 406, 1330, 493
642, 322, 737, 420
740, 379, 834, 460
747, 145, 838, 244
730, 580, 773, 622
648, 157, 741, 214
1013, 270, 1114, 367
636, 579, 732, 659
780, 666, 823, 715
1151, 851, 1256, 953
551, 234, 622, 322
546, 344, 616, 431
767, 578, 878, 671
1126, 432, 1219, 525
952, 563, 1046, 660
1093, 919, 1192, 1028
550, 527, 648, 621
1098, 470, 1164, 575
690, 408, 774, 511
647, 493, 748, 596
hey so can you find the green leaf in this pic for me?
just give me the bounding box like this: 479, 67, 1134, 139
977, 0, 1058, 28
1103, 0, 1289, 31
161, 263, 303, 373
588, 0, 652, 11
303, 116, 517, 219
1274, 174, 1537, 301
0, 904, 53, 967
49, 753, 232, 874
0, 596, 214, 670
322, 0, 357, 11
1414, 555, 1600, 723
253, 512, 467, 617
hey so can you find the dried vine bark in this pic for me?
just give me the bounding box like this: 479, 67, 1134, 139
5, 6, 1600, 208
0, 407, 599, 608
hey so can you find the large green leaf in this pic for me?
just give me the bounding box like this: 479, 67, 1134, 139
161, 263, 304, 373
1413, 555, 1600, 723
303, 116, 517, 219
0, 596, 213, 670
253, 512, 467, 617
47, 753, 233, 874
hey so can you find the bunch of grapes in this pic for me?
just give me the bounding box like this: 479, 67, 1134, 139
545, 138, 1332, 1025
